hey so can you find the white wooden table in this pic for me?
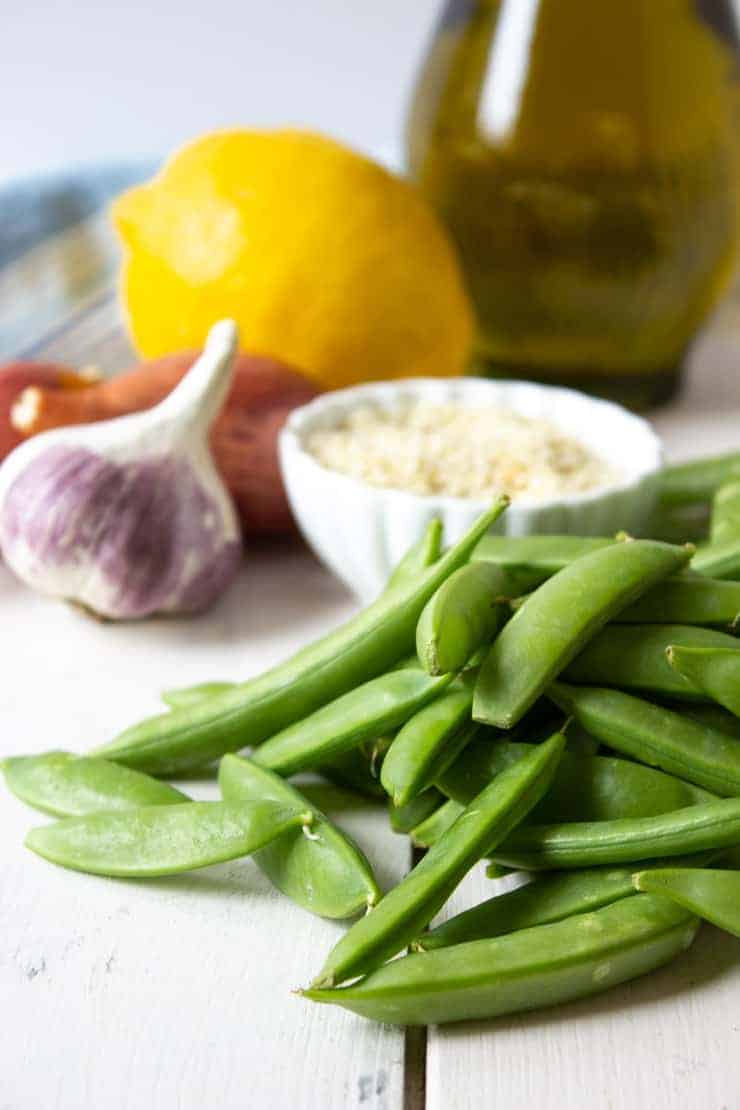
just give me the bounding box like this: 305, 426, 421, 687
2, 294, 740, 1109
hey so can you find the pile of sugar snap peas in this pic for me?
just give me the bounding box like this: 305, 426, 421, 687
5, 449, 740, 1026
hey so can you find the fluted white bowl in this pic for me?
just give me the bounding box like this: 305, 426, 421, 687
279, 378, 664, 601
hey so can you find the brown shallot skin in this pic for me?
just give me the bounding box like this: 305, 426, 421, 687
0, 361, 98, 459
12, 352, 320, 537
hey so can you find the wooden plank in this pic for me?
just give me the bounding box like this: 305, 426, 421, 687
0, 554, 409, 1110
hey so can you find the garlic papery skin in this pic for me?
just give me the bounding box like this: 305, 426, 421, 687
0, 320, 243, 619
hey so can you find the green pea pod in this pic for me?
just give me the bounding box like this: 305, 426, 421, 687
474, 540, 691, 729
311, 731, 566, 988
380, 673, 476, 806
472, 534, 616, 584
677, 702, 740, 739
691, 539, 740, 580
218, 755, 379, 918
384, 519, 443, 592
418, 849, 718, 950
416, 562, 514, 675
410, 799, 465, 849
549, 681, 740, 797
389, 788, 446, 835
162, 684, 392, 798
417, 867, 650, 950
252, 667, 454, 776
617, 575, 740, 627
563, 624, 739, 701
25, 801, 309, 878
657, 452, 740, 508
95, 500, 508, 776
1, 752, 189, 817
162, 682, 236, 710
710, 478, 740, 545
634, 868, 740, 937
667, 644, 740, 717
302, 894, 698, 1025
491, 797, 740, 870
437, 739, 714, 820
649, 501, 712, 545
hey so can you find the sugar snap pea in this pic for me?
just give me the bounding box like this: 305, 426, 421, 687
634, 868, 740, 937
252, 666, 454, 776
417, 866, 654, 950
416, 562, 513, 675
691, 539, 740, 580
667, 645, 740, 717
94, 500, 508, 776
380, 672, 476, 805
2, 751, 189, 817
677, 701, 740, 739
563, 624, 739, 700
410, 799, 465, 849
303, 893, 698, 1025
389, 788, 446, 835
437, 739, 713, 820
710, 478, 740, 545
657, 452, 740, 508
219, 755, 379, 917
474, 540, 691, 729
617, 575, 740, 627
26, 801, 309, 878
422, 850, 718, 948
472, 534, 616, 583
311, 732, 566, 987
161, 683, 392, 798
549, 681, 740, 796
491, 797, 740, 870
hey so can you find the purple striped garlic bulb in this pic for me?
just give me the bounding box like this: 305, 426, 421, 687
0, 320, 243, 619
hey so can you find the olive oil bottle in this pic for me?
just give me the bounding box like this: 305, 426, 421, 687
407, 0, 740, 407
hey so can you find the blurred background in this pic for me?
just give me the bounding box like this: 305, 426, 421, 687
0, 0, 437, 181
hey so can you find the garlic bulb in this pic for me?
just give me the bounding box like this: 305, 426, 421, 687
0, 320, 243, 619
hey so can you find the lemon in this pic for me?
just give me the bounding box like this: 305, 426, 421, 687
112, 130, 474, 389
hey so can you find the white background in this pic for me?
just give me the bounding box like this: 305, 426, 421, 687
0, 0, 443, 183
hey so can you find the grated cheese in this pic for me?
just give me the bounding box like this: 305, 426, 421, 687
306, 401, 621, 502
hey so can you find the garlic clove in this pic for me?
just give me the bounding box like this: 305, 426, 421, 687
0, 320, 243, 620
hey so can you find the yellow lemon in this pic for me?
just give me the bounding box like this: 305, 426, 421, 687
112, 129, 474, 388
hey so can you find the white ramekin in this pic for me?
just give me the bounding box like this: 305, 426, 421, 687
279, 378, 664, 601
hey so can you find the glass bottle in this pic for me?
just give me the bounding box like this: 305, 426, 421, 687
407, 0, 740, 408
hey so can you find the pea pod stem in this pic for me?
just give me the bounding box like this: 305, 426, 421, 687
302, 894, 698, 1025
95, 500, 508, 776
311, 732, 566, 988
